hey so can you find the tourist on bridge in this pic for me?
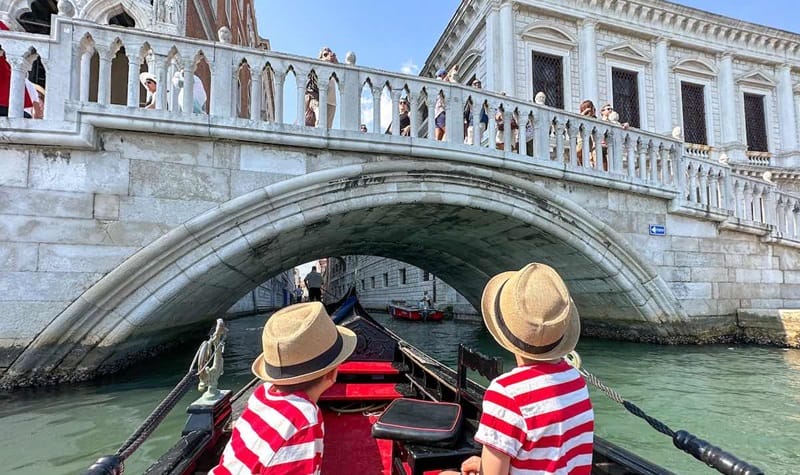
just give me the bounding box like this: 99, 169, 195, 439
172, 71, 207, 114
208, 302, 357, 475
464, 78, 489, 145
441, 263, 594, 475
385, 96, 411, 136
577, 99, 598, 167
139, 72, 158, 109
304, 46, 338, 128
304, 266, 323, 302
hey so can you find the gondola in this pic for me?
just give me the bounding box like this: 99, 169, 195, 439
387, 301, 445, 322
86, 288, 763, 475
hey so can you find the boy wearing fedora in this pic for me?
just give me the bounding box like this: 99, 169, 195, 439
209, 302, 357, 475
442, 263, 594, 475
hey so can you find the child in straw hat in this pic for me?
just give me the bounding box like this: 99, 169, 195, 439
209, 302, 356, 475
442, 263, 594, 475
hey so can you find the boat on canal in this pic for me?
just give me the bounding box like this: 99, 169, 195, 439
387, 300, 445, 322
85, 288, 763, 475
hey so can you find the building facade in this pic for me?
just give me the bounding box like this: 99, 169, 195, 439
422, 0, 800, 169
324, 255, 477, 317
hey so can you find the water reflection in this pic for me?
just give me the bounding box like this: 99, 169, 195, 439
0, 312, 797, 474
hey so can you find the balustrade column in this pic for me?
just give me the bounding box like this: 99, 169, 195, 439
698, 170, 709, 205
649, 142, 658, 182
155, 57, 169, 110
673, 153, 686, 199
776, 199, 787, 235
653, 38, 671, 134
792, 204, 800, 238
709, 172, 720, 208
79, 50, 92, 102
637, 140, 648, 179
6, 56, 30, 118
408, 93, 418, 138
626, 136, 636, 177
446, 92, 464, 144
390, 89, 401, 135
777, 65, 798, 154
688, 166, 699, 203
181, 60, 196, 115
273, 72, 285, 124
318, 82, 329, 129
426, 97, 436, 139
579, 20, 599, 108
761, 188, 776, 225
249, 65, 263, 121
371, 86, 382, 135
743, 186, 754, 221
211, 47, 234, 117
534, 112, 550, 159
96, 46, 112, 105
608, 130, 621, 172
297, 82, 306, 126
126, 56, 140, 107
471, 101, 482, 147
581, 126, 592, 169
565, 121, 576, 166
503, 109, 513, 150
517, 111, 528, 158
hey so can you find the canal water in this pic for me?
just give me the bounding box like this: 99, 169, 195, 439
0, 311, 798, 474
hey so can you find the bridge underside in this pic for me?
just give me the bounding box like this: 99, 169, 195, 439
1, 163, 692, 387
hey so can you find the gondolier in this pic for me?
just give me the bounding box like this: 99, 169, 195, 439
304, 266, 323, 302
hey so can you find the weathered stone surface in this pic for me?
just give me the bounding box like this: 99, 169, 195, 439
118, 196, 217, 227
673, 251, 726, 267
691, 267, 730, 282
130, 160, 230, 202
93, 193, 120, 220
102, 132, 216, 168
29, 151, 129, 194
240, 144, 308, 175
38, 244, 139, 273
669, 282, 712, 299
665, 213, 718, 238
0, 301, 71, 339
738, 309, 800, 347
0, 149, 28, 187
0, 271, 103, 301
0, 187, 94, 218
231, 170, 296, 198
0, 243, 38, 271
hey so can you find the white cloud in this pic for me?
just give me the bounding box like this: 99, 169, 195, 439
400, 59, 419, 76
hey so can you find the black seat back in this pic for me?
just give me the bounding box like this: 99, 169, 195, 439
455, 344, 503, 404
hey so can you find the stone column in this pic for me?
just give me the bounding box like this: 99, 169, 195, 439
155, 56, 169, 110
127, 55, 140, 107
579, 20, 598, 108
717, 52, 746, 162
390, 89, 401, 135
777, 64, 798, 156
181, 59, 195, 115
6, 56, 30, 118
273, 72, 285, 123
79, 50, 92, 102
96, 46, 112, 105
484, 7, 499, 91
371, 86, 382, 134
653, 38, 672, 135
211, 47, 233, 117
250, 65, 263, 121
499, 1, 515, 96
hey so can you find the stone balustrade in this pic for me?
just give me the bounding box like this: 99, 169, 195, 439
3, 17, 800, 249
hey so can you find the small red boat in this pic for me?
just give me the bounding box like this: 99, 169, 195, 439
387, 302, 445, 322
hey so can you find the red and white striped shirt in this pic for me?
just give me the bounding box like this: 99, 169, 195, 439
210, 384, 324, 475
474, 360, 594, 474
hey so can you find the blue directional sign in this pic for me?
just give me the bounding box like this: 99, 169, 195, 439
649, 224, 666, 236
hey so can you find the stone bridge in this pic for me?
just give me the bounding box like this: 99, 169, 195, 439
2, 18, 800, 387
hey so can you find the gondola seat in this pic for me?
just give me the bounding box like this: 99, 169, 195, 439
371, 344, 503, 475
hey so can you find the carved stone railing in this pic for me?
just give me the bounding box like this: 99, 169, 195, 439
746, 151, 772, 167
684, 143, 712, 161
2, 17, 800, 248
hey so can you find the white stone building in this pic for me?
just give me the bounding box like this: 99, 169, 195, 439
324, 255, 477, 317
422, 0, 799, 169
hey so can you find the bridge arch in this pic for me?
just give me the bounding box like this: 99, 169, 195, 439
4, 160, 687, 384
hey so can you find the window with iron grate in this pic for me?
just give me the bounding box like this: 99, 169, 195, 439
531, 52, 564, 109
611, 68, 640, 128
681, 82, 707, 145
743, 93, 768, 152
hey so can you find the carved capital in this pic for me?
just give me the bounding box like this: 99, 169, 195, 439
6, 56, 32, 73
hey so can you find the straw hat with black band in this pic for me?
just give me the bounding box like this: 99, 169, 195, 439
481, 263, 580, 362
139, 72, 157, 88
252, 302, 357, 384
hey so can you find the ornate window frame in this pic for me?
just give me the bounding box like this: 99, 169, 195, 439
673, 59, 718, 147
602, 43, 650, 130
521, 22, 575, 108
736, 69, 776, 153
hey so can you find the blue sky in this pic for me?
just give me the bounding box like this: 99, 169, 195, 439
254, 1, 798, 76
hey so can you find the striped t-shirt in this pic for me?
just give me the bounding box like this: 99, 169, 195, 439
209, 384, 324, 474
474, 360, 594, 474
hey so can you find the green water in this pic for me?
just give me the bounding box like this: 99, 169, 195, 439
0, 312, 797, 474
